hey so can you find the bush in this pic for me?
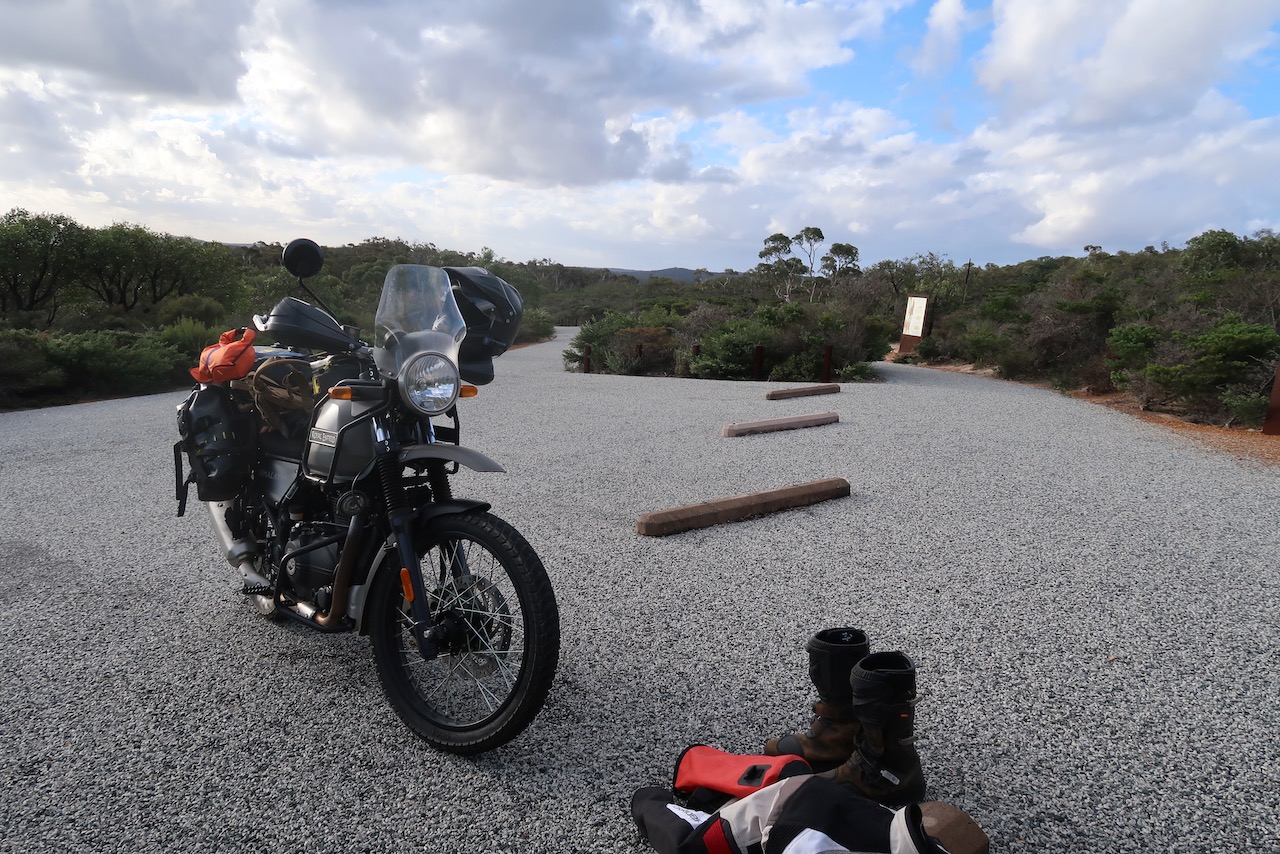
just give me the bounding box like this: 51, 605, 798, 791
563, 312, 636, 370
768, 351, 822, 382
45, 330, 186, 397
913, 336, 943, 360
155, 294, 228, 327
1115, 315, 1280, 422
602, 326, 676, 375
1220, 387, 1271, 428
689, 318, 777, 379
514, 308, 555, 344
159, 318, 222, 363
959, 322, 1006, 366
836, 362, 880, 382
0, 331, 65, 407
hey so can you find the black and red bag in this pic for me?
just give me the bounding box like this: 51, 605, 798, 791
673, 744, 811, 800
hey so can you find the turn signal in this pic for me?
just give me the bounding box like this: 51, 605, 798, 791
328, 387, 354, 400
460, 385, 479, 398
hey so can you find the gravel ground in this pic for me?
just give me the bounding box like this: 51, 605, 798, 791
1, 327, 1277, 853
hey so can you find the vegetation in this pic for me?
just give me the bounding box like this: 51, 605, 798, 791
1, 208, 1277, 428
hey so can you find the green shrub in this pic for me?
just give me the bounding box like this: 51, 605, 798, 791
45, 330, 185, 396
0, 330, 66, 406
514, 308, 555, 344
1220, 387, 1270, 427
913, 336, 942, 360
960, 322, 1006, 366
768, 351, 822, 382
155, 294, 228, 326
689, 318, 776, 379
563, 311, 639, 371
602, 326, 676, 375
1107, 323, 1163, 368
836, 362, 880, 382
159, 318, 221, 362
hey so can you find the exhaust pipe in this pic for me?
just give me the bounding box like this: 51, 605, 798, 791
205, 500, 273, 589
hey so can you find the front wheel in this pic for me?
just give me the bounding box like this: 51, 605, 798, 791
368, 510, 559, 753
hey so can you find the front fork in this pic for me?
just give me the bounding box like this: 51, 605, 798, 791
389, 506, 444, 659
378, 415, 456, 660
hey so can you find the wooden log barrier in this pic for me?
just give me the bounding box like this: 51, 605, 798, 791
636, 477, 852, 537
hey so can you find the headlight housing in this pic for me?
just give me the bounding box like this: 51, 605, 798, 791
398, 353, 460, 415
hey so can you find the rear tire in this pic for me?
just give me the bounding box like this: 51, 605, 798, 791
368, 511, 559, 753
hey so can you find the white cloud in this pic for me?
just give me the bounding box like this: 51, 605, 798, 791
978, 0, 1280, 126
0, 0, 1278, 273
0, 0, 254, 101
913, 0, 971, 76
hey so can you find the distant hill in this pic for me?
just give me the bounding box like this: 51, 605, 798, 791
602, 267, 701, 283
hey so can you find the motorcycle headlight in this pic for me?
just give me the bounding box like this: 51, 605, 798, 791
398, 353, 460, 415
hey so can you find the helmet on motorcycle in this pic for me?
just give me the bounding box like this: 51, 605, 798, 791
443, 267, 524, 385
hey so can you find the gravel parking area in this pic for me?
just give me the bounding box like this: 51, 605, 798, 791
1, 328, 1277, 852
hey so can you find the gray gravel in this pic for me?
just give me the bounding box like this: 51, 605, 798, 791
1, 327, 1278, 853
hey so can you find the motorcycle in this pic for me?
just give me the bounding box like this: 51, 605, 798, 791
174, 238, 559, 753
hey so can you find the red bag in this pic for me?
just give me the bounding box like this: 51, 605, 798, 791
191, 327, 257, 383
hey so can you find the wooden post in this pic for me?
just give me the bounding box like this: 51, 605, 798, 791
583, 344, 592, 374
1264, 361, 1280, 435
821, 345, 833, 383
753, 345, 764, 380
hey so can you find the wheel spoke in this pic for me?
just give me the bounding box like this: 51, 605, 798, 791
368, 511, 557, 752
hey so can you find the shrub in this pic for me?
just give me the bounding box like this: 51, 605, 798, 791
837, 362, 880, 382
768, 351, 822, 382
45, 330, 186, 396
1220, 387, 1271, 428
0, 330, 66, 406
514, 308, 555, 344
155, 294, 227, 326
913, 336, 943, 360
689, 318, 777, 379
563, 312, 638, 370
159, 318, 222, 362
959, 322, 1005, 366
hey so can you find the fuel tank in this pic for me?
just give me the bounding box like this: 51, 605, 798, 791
304, 394, 380, 482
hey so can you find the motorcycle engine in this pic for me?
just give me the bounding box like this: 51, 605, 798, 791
283, 523, 339, 607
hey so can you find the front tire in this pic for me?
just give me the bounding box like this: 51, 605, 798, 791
368, 511, 559, 753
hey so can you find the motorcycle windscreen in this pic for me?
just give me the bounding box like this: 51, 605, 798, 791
373, 265, 467, 379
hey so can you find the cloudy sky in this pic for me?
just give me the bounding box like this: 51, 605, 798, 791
2, 0, 1279, 272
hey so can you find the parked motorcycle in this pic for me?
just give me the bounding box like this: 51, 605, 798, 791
174, 238, 559, 753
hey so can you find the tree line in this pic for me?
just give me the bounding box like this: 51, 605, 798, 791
3, 207, 1278, 427
562, 226, 1280, 428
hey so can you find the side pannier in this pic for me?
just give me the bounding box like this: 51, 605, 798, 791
173, 384, 254, 515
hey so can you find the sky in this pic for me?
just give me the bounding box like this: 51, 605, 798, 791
2, 0, 1279, 273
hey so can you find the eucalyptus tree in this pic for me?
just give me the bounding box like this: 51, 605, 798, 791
0, 208, 87, 327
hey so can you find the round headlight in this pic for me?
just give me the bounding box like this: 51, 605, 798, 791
398, 353, 460, 415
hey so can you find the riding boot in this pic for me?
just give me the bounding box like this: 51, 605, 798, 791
763, 627, 870, 772
819, 650, 927, 806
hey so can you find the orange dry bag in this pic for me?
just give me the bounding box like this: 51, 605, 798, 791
190, 327, 257, 384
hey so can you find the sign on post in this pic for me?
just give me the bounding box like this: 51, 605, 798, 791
898, 295, 929, 355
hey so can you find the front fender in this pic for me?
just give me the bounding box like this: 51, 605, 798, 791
351, 498, 492, 634
400, 443, 505, 473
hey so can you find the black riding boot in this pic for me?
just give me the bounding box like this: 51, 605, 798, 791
820, 650, 927, 806
763, 628, 870, 772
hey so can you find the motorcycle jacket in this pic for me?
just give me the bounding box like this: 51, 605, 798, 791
632, 774, 950, 854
